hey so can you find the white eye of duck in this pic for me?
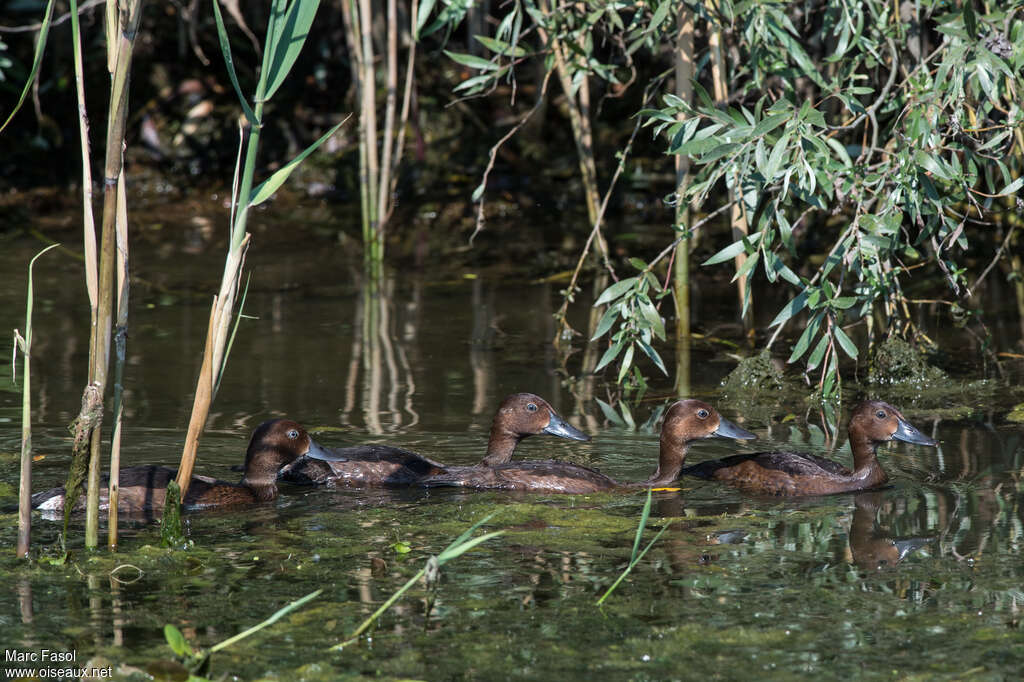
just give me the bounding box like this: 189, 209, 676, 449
286, 428, 300, 439
526, 403, 538, 412
696, 409, 709, 419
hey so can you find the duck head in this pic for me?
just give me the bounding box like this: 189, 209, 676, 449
481, 393, 590, 466
242, 419, 337, 497
650, 399, 755, 486
849, 401, 937, 447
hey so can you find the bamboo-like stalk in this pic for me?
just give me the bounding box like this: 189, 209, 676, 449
107, 177, 130, 549
357, 0, 380, 273
16, 244, 60, 558
708, 25, 753, 338
673, 7, 695, 396
85, 0, 144, 550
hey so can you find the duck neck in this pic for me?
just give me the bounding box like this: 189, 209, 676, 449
482, 428, 521, 466
849, 433, 887, 486
644, 435, 688, 487
242, 476, 278, 502
242, 450, 281, 502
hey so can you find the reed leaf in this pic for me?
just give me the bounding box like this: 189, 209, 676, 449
211, 0, 258, 126
263, 0, 323, 100
249, 117, 349, 205
0, 0, 55, 134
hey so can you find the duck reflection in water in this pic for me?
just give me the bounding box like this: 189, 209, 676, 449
848, 492, 933, 570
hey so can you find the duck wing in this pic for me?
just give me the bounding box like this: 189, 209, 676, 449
280, 444, 446, 486
682, 451, 851, 480
423, 460, 617, 494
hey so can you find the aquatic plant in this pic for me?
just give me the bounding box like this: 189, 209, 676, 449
333, 513, 504, 648
162, 588, 322, 678
596, 488, 673, 605
169, 0, 344, 528
13, 244, 60, 558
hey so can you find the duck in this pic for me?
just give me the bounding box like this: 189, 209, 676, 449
32, 419, 336, 514
681, 400, 937, 496
421, 399, 755, 494
279, 393, 591, 487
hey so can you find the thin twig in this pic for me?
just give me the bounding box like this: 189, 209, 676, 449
971, 224, 1018, 295
0, 0, 104, 32
469, 69, 554, 244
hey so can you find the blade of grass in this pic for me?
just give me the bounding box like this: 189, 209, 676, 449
209, 589, 323, 653
333, 517, 503, 649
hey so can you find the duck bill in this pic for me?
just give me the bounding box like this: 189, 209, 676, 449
712, 416, 756, 440
306, 438, 349, 462
892, 418, 937, 446
543, 413, 591, 442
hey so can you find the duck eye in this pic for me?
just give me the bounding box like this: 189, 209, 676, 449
286, 429, 299, 439
875, 410, 886, 420
697, 409, 709, 419
526, 403, 538, 412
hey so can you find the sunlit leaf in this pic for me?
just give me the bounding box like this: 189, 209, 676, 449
250, 118, 347, 205
594, 276, 639, 307
264, 0, 323, 100
833, 325, 858, 359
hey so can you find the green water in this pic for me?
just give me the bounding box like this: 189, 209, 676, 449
1, 219, 1023, 680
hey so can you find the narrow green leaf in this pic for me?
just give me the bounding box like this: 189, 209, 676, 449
474, 35, 526, 57
805, 333, 829, 371
750, 112, 790, 138
963, 0, 978, 39
770, 290, 809, 327
788, 312, 824, 364
212, 0, 258, 126
264, 0, 323, 100
702, 231, 762, 266
594, 339, 625, 372
594, 276, 639, 307
765, 131, 791, 180
1, 0, 56, 134
997, 176, 1024, 196
590, 305, 621, 341
637, 340, 668, 376
250, 118, 348, 205
444, 50, 500, 71
631, 489, 653, 562
415, 0, 438, 39
437, 531, 505, 562
833, 325, 859, 359
617, 344, 635, 383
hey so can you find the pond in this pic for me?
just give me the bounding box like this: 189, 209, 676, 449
1, 202, 1023, 680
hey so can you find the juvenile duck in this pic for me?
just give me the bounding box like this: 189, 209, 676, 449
280, 393, 591, 487
682, 400, 937, 496
421, 399, 755, 494
32, 419, 334, 514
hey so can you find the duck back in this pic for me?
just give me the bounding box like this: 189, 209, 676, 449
280, 444, 446, 487
424, 460, 618, 494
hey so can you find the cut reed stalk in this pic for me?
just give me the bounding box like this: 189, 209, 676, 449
85, 0, 144, 550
